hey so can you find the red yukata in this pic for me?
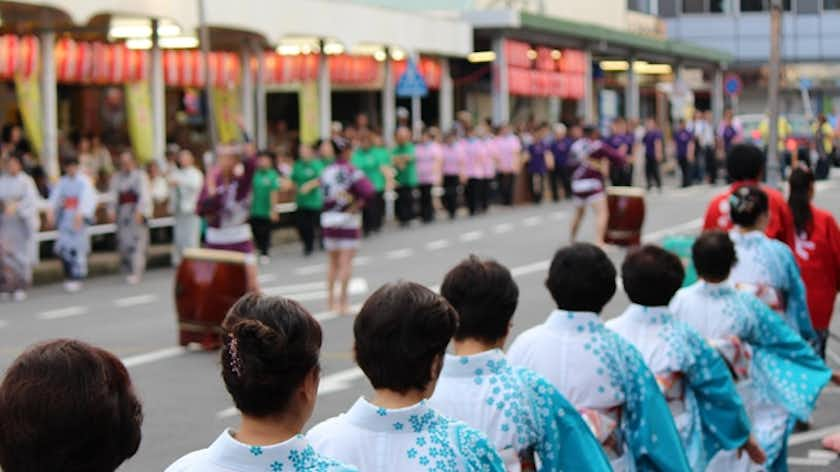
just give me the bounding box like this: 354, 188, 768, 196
792, 206, 840, 331
703, 181, 795, 247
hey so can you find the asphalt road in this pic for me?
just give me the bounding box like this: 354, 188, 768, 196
1, 177, 838, 471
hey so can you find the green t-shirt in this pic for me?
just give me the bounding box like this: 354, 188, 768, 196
251, 168, 280, 218
391, 142, 417, 187
352, 147, 388, 191
290, 159, 325, 210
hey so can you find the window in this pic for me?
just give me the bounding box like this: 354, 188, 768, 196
682, 0, 730, 13
659, 0, 677, 16
740, 0, 791, 10
798, 0, 819, 13
824, 0, 840, 9
628, 0, 655, 13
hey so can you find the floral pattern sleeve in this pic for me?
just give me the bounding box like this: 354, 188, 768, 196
517, 367, 613, 472
453, 423, 506, 472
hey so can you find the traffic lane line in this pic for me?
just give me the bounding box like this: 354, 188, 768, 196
121, 346, 188, 369
459, 231, 484, 242
386, 248, 414, 260
114, 294, 159, 308
37, 306, 89, 320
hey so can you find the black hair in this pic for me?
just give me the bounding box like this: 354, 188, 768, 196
221, 293, 322, 418
440, 255, 519, 344
257, 149, 277, 160
0, 339, 142, 472
354, 281, 458, 394
788, 166, 814, 235
726, 144, 765, 181
546, 243, 616, 313
621, 245, 685, 306
729, 185, 769, 228
692, 230, 737, 281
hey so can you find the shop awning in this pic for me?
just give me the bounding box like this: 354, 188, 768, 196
1, 0, 473, 57
467, 10, 732, 68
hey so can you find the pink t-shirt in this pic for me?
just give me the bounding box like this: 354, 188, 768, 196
481, 138, 497, 178
415, 141, 442, 185
463, 138, 485, 179
442, 142, 464, 176
494, 134, 521, 173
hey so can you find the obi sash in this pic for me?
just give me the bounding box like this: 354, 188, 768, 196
118, 190, 138, 205
63, 196, 79, 210
655, 372, 687, 417
579, 406, 624, 460
709, 336, 752, 381
735, 282, 786, 313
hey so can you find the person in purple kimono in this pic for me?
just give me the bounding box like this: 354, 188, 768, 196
642, 118, 664, 192
197, 145, 259, 292
320, 139, 374, 315
673, 119, 695, 188
569, 126, 626, 246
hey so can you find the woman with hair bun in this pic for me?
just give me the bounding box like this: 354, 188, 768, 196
727, 185, 817, 345
166, 293, 356, 472
0, 339, 143, 472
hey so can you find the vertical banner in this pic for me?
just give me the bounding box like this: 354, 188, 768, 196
299, 81, 319, 145
125, 81, 154, 164
211, 86, 242, 144
14, 73, 44, 157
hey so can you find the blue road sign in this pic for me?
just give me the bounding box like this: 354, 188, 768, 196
799, 78, 812, 90
724, 73, 742, 97
396, 58, 428, 98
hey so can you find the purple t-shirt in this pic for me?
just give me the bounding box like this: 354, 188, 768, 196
527, 140, 550, 174
642, 130, 663, 160
550, 136, 575, 167
721, 125, 738, 152
674, 129, 693, 158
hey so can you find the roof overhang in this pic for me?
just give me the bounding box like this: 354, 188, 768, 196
465, 9, 731, 69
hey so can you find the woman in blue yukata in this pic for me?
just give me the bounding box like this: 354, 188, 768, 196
669, 231, 831, 472
307, 281, 505, 471
606, 245, 765, 471
507, 243, 691, 472
166, 294, 356, 472
430, 255, 612, 472
726, 185, 817, 346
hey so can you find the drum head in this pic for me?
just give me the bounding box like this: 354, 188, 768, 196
182, 248, 247, 265
606, 186, 646, 198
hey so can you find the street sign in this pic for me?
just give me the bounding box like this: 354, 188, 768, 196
799, 78, 812, 90
724, 73, 742, 97
396, 58, 428, 98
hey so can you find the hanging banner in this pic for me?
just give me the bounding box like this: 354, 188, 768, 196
212, 85, 242, 144
14, 36, 43, 158
125, 81, 154, 164
299, 81, 319, 145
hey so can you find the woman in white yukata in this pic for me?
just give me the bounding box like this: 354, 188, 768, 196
47, 157, 97, 292
0, 153, 40, 301
307, 282, 505, 472
166, 294, 356, 472
431, 256, 612, 472
726, 185, 817, 346
606, 245, 765, 471
669, 231, 831, 472
109, 151, 151, 285
507, 243, 691, 472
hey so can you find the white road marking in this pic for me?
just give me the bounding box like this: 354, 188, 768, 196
426, 239, 451, 251
0, 320, 7, 329
355, 256, 371, 266
494, 223, 514, 234
386, 248, 414, 259
459, 231, 484, 242
808, 449, 838, 460
789, 424, 840, 446
37, 306, 89, 320
257, 273, 277, 284
640, 218, 703, 243
313, 304, 363, 323
121, 347, 187, 368
522, 216, 543, 227
551, 211, 567, 221
787, 456, 833, 467
510, 261, 550, 277
114, 294, 158, 308
826, 348, 840, 367
264, 278, 368, 302
294, 264, 326, 276
216, 367, 365, 419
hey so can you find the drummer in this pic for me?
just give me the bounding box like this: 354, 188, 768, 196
197, 145, 259, 292
568, 126, 626, 246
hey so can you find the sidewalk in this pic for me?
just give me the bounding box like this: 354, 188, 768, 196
32, 227, 300, 285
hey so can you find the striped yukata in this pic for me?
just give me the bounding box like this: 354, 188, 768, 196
320, 160, 374, 251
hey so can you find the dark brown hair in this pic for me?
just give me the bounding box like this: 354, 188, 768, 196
622, 245, 685, 306
221, 293, 323, 417
0, 339, 143, 472
354, 281, 458, 393
788, 166, 814, 235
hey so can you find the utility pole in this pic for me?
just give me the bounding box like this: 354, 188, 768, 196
198, 0, 218, 152
766, 0, 782, 188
